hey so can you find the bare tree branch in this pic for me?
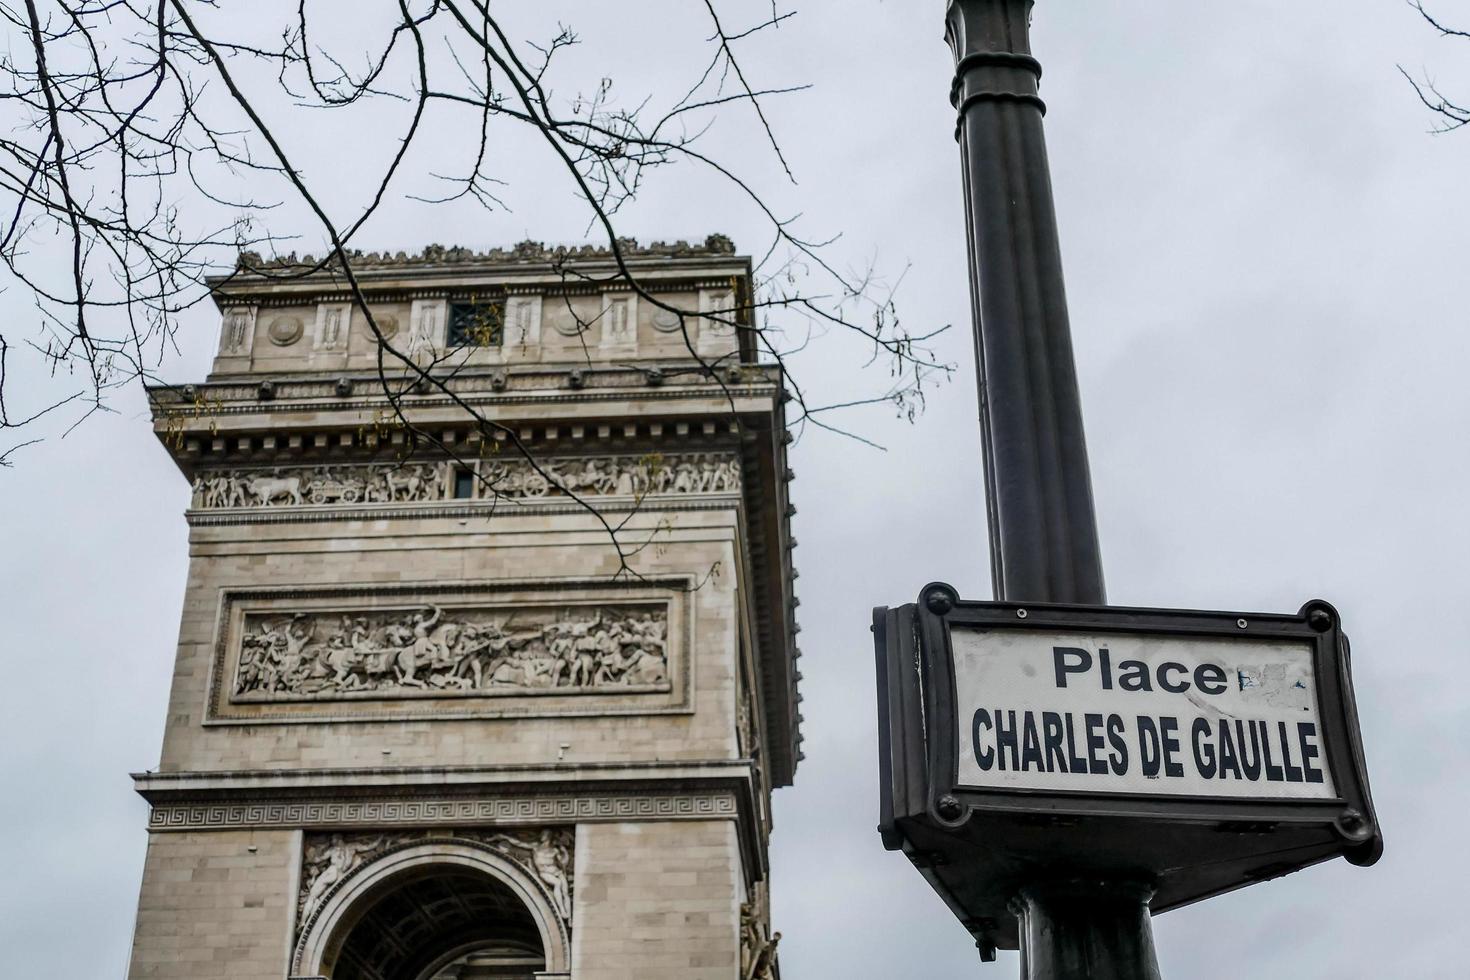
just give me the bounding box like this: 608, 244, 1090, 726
1402, 2, 1470, 131
0, 0, 952, 578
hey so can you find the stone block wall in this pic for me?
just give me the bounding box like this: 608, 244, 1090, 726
157, 508, 743, 776
128, 819, 747, 979
570, 820, 743, 979
128, 829, 297, 979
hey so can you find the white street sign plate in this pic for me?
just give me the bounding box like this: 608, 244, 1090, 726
952, 627, 1337, 800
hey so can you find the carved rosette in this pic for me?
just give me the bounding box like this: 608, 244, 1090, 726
375, 312, 399, 340
232, 602, 670, 703
267, 315, 305, 347
191, 453, 741, 510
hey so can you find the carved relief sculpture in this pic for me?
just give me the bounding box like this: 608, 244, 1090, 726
314, 304, 349, 351
407, 299, 442, 358
700, 289, 737, 345
651, 309, 683, 333
740, 891, 781, 980
268, 315, 305, 347
192, 454, 740, 510
298, 828, 575, 926
220, 307, 255, 355
193, 462, 444, 509
479, 453, 740, 499
601, 295, 635, 350
300, 833, 386, 920
748, 931, 781, 980
233, 603, 670, 701
487, 829, 573, 920
736, 692, 755, 759
504, 295, 540, 347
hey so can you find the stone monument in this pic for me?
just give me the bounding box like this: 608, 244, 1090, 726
126, 237, 800, 980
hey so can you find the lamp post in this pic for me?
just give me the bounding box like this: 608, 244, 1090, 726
873, 8, 1379, 972
944, 1, 1157, 976
946, 0, 1105, 608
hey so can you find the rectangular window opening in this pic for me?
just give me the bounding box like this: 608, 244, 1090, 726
453, 468, 476, 499
448, 300, 505, 347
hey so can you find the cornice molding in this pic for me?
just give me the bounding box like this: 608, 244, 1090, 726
223, 235, 738, 277
135, 776, 765, 880
149, 376, 780, 420
134, 758, 755, 791
145, 788, 740, 831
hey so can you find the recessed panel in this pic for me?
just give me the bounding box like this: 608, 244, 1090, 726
205, 580, 692, 724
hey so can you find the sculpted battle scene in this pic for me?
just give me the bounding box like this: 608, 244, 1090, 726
232, 604, 671, 701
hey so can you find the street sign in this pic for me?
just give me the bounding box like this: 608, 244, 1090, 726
926, 4, 1382, 970
954, 627, 1335, 800
875, 583, 1381, 954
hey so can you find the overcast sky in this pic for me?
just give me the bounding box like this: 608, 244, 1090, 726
3, 1, 1469, 976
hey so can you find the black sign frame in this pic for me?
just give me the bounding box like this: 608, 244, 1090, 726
874, 583, 1382, 949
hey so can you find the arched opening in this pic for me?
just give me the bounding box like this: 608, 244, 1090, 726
297, 839, 570, 979
322, 866, 546, 980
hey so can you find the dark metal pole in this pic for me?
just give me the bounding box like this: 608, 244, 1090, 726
945, 1, 1157, 975
947, 0, 1106, 607
1014, 882, 1161, 980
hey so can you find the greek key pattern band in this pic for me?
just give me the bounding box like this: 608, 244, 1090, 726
147, 790, 739, 830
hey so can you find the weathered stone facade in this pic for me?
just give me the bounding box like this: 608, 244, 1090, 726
127, 239, 798, 979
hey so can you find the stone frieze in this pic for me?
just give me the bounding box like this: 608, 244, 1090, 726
145, 790, 740, 831
232, 603, 669, 702
192, 453, 740, 509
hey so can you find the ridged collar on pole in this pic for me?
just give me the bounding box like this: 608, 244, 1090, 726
942, 0, 1108, 606
946, 0, 1045, 137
